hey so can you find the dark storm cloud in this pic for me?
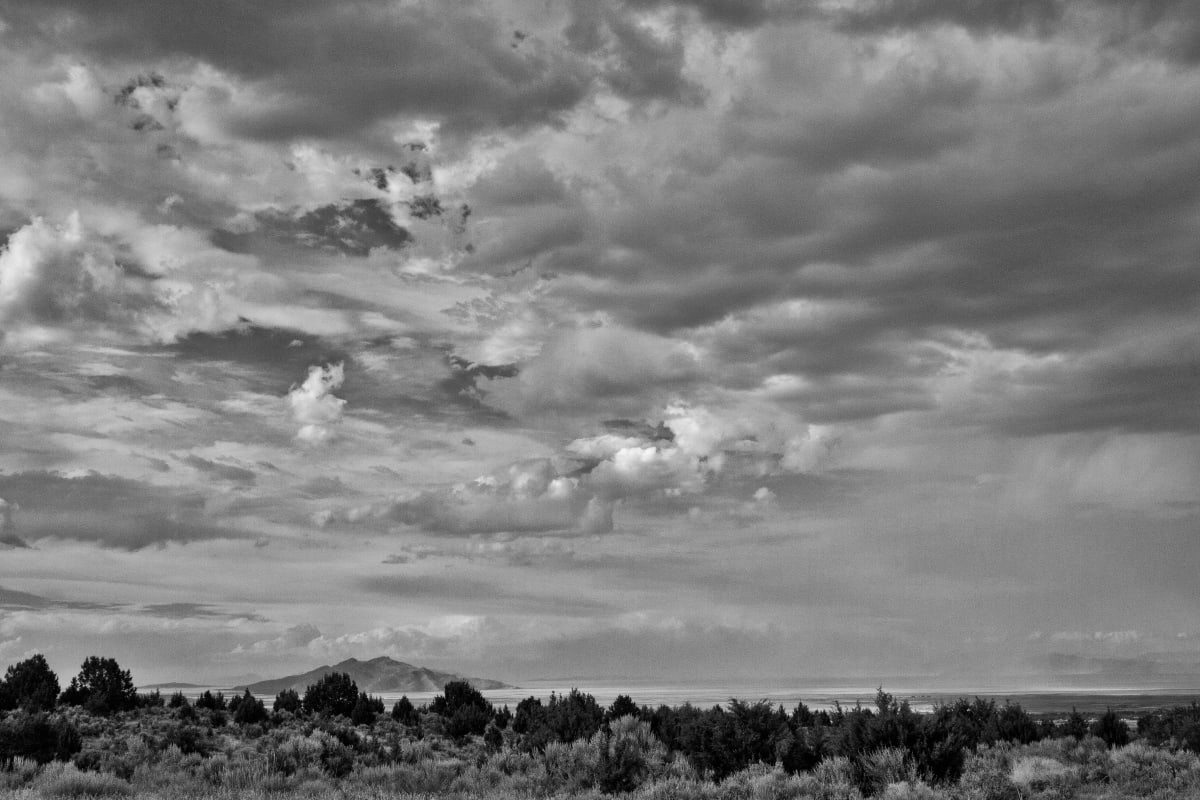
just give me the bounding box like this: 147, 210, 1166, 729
172, 327, 348, 385
0, 0, 595, 141
251, 200, 411, 257
0, 471, 247, 549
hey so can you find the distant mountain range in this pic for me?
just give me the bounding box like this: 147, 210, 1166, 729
1043, 652, 1200, 677
234, 656, 513, 696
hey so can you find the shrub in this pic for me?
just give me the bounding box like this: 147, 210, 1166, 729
0, 712, 82, 764
0, 756, 40, 790
958, 749, 1019, 800
34, 762, 132, 799
1009, 755, 1076, 794
1106, 741, 1200, 796
601, 715, 669, 793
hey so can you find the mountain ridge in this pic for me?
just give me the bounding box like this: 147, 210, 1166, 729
234, 656, 513, 696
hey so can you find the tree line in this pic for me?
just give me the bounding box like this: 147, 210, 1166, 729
2, 652, 1194, 794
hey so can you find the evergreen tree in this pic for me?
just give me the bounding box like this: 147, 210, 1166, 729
303, 672, 358, 717
0, 654, 59, 712
58, 656, 137, 715
274, 688, 301, 713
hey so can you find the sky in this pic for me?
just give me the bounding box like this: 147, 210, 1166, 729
0, 0, 1198, 689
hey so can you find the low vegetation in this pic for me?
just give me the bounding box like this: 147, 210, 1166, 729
2, 654, 1200, 799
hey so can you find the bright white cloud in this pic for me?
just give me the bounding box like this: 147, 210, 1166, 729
287, 363, 347, 444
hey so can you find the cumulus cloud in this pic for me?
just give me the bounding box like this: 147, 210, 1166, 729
287, 362, 346, 444
0, 214, 161, 345
235, 622, 323, 656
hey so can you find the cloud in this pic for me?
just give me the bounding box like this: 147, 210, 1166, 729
0, 214, 163, 346
3, 1, 597, 144
179, 454, 257, 485
286, 362, 346, 444
235, 622, 323, 656
492, 325, 704, 416
0, 471, 247, 550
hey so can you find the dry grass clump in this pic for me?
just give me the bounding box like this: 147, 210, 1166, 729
30, 762, 132, 798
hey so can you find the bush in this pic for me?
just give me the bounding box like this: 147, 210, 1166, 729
0, 712, 82, 764
601, 715, 669, 793
33, 762, 132, 799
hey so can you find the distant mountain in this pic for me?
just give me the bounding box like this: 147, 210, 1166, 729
1044, 652, 1200, 677
236, 656, 513, 696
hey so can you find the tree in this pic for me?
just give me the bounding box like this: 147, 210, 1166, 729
274, 688, 301, 714
1062, 707, 1089, 739
58, 656, 136, 715
1091, 708, 1129, 747
0, 654, 59, 712
303, 672, 358, 717
608, 694, 640, 721
431, 680, 492, 738
350, 692, 383, 725
232, 690, 268, 725
391, 695, 419, 726
195, 690, 226, 711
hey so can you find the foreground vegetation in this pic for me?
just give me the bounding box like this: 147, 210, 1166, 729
2, 655, 1200, 799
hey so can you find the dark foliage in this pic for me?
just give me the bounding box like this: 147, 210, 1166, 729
1092, 707, 1130, 747
0, 712, 81, 765
608, 693, 641, 721
0, 654, 59, 712
1062, 707, 1089, 739
431, 680, 493, 738
350, 692, 384, 725
1139, 703, 1200, 752
274, 688, 301, 713
167, 691, 189, 709
231, 689, 268, 725
513, 689, 606, 750
195, 690, 226, 711
58, 656, 137, 716
303, 672, 359, 717
391, 694, 419, 726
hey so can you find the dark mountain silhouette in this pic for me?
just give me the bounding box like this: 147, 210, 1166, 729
235, 656, 512, 695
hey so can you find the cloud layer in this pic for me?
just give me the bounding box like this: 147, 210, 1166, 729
0, 0, 1196, 685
